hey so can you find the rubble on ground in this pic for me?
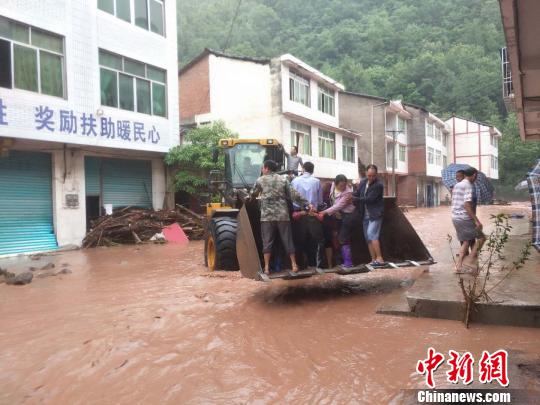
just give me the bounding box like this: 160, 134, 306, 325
0, 262, 73, 285
1, 267, 33, 285
82, 205, 205, 248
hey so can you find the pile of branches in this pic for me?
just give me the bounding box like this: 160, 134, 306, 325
82, 205, 205, 248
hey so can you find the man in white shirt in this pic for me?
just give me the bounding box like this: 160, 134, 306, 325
451, 167, 486, 272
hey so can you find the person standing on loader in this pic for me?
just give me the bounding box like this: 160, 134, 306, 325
284, 146, 303, 176
291, 161, 325, 269
353, 164, 385, 266
250, 159, 311, 275
319, 175, 356, 268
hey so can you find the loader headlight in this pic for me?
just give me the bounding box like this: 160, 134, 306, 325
221, 140, 229, 146
267, 139, 274, 144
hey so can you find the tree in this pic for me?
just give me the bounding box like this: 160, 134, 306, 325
496, 114, 540, 198
165, 121, 237, 194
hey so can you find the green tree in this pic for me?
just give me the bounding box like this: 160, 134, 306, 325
177, 0, 538, 198
165, 121, 237, 194
496, 114, 540, 198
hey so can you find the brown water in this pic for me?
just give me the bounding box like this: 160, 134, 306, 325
1, 205, 539, 404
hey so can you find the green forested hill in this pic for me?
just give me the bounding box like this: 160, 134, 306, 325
177, 0, 540, 195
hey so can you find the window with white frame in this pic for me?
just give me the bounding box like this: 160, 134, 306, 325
289, 70, 310, 106
491, 135, 499, 148
318, 85, 335, 116
434, 126, 442, 141
98, 0, 165, 36
443, 133, 448, 147
491, 156, 499, 170
398, 117, 407, 133
427, 147, 434, 164
435, 149, 442, 166
342, 137, 355, 163
290, 121, 312, 155
426, 122, 433, 138
443, 155, 448, 168
0, 16, 65, 97
99, 49, 167, 116
399, 144, 406, 162
318, 130, 335, 159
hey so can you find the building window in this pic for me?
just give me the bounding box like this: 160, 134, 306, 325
290, 121, 312, 155
435, 150, 441, 165
318, 85, 335, 116
99, 49, 167, 116
398, 117, 407, 133
491, 156, 499, 170
426, 122, 433, 138
289, 70, 310, 106
98, 0, 165, 36
443, 155, 448, 168
0, 16, 65, 97
427, 147, 434, 164
399, 144, 406, 162
318, 130, 335, 159
342, 137, 355, 163
443, 133, 448, 147
434, 126, 442, 141
491, 135, 499, 148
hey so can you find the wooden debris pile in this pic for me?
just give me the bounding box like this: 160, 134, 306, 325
82, 205, 205, 247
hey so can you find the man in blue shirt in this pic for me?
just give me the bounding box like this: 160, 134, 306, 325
291, 162, 325, 268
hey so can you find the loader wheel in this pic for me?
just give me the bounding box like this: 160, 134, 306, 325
205, 217, 239, 271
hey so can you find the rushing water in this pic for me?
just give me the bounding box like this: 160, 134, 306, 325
1, 205, 538, 404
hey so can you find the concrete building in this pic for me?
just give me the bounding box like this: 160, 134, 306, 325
179, 49, 359, 180
401, 105, 450, 207
339, 93, 450, 207
0, 0, 179, 256
445, 116, 501, 180
339, 92, 412, 197
499, 0, 540, 141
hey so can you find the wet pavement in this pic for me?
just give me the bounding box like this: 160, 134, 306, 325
1, 204, 539, 403
382, 203, 540, 327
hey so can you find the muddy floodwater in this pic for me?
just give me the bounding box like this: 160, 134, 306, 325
1, 205, 539, 404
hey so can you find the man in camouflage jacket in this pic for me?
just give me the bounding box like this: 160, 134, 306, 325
251, 160, 311, 274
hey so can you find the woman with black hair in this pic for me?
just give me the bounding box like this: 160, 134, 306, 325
320, 174, 356, 268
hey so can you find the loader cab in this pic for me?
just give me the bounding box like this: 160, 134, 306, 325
221, 139, 285, 189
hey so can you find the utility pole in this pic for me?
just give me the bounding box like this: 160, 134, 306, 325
386, 130, 400, 198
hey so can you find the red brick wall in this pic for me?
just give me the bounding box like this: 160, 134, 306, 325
408, 147, 426, 174
179, 56, 211, 121
397, 176, 418, 206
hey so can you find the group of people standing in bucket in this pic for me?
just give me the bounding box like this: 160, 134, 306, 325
250, 146, 385, 275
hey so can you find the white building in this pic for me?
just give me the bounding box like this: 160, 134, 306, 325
0, 0, 179, 255
179, 49, 359, 181
445, 116, 501, 179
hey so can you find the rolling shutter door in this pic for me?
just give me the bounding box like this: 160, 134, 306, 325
0, 151, 58, 255
84, 156, 152, 209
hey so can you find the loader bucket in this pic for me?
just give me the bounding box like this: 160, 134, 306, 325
351, 197, 433, 265
236, 200, 264, 280
237, 196, 434, 281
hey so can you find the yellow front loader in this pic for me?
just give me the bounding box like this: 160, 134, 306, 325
204, 138, 434, 281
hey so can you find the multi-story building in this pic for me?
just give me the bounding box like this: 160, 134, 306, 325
499, 0, 540, 141
445, 116, 501, 180
179, 49, 359, 180
339, 92, 412, 196
401, 105, 450, 207
339, 93, 450, 207
0, 0, 179, 256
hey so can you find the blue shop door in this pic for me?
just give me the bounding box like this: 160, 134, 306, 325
0, 151, 58, 255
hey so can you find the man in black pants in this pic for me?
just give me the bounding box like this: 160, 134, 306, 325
291, 161, 325, 269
